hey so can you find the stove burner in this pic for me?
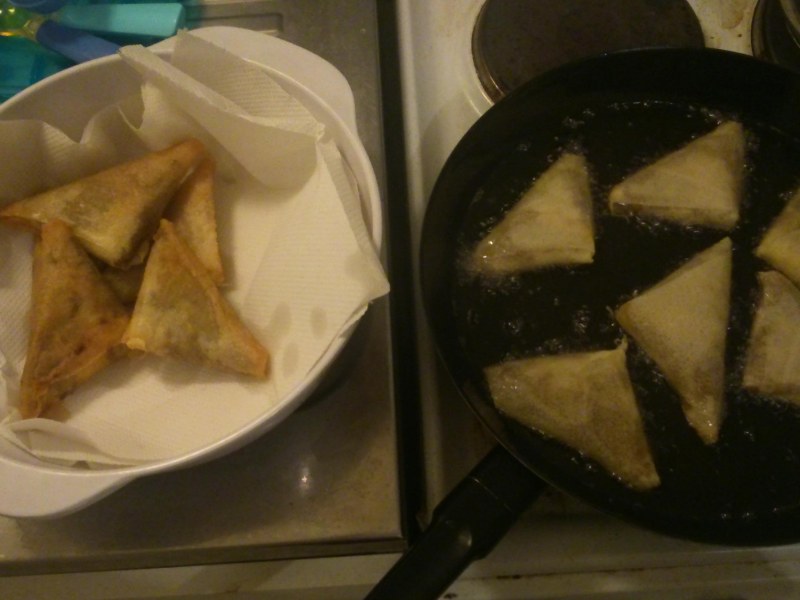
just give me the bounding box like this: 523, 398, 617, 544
753, 0, 800, 72
472, 0, 705, 102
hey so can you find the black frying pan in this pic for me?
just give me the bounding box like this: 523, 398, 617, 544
367, 48, 800, 599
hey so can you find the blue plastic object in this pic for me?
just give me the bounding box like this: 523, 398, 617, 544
0, 36, 71, 101
1, 0, 185, 100
56, 3, 185, 38
7, 1, 185, 38
33, 19, 119, 63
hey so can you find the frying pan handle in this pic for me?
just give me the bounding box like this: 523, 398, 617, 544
365, 446, 546, 600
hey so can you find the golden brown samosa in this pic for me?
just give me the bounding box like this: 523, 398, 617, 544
0, 139, 206, 268
608, 122, 745, 230
20, 219, 130, 419
122, 220, 269, 377
101, 263, 146, 306
615, 238, 732, 444
485, 341, 660, 491
164, 157, 224, 284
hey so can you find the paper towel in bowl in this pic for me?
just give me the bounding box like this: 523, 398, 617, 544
0, 31, 389, 467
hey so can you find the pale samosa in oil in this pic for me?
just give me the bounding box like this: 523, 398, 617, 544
485, 341, 660, 491
615, 238, 732, 445
472, 152, 595, 275
609, 121, 745, 230
743, 270, 800, 404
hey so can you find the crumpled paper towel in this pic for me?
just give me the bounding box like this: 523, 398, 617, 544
0, 31, 389, 467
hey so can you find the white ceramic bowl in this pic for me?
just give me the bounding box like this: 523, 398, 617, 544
0, 27, 382, 518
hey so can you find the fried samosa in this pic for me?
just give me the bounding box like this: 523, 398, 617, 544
101, 263, 146, 306
122, 220, 269, 377
755, 186, 800, 288
485, 341, 660, 491
0, 139, 206, 268
472, 152, 595, 275
20, 219, 130, 419
608, 121, 745, 230
615, 238, 732, 444
164, 157, 225, 284
743, 271, 800, 403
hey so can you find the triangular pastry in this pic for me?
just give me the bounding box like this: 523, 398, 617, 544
20, 219, 130, 419
472, 152, 595, 275
615, 238, 732, 444
608, 121, 745, 230
485, 341, 660, 491
743, 271, 800, 403
122, 220, 269, 377
0, 138, 206, 268
101, 263, 146, 306
755, 186, 800, 287
164, 157, 225, 284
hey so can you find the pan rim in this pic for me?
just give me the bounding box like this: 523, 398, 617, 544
420, 47, 800, 546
